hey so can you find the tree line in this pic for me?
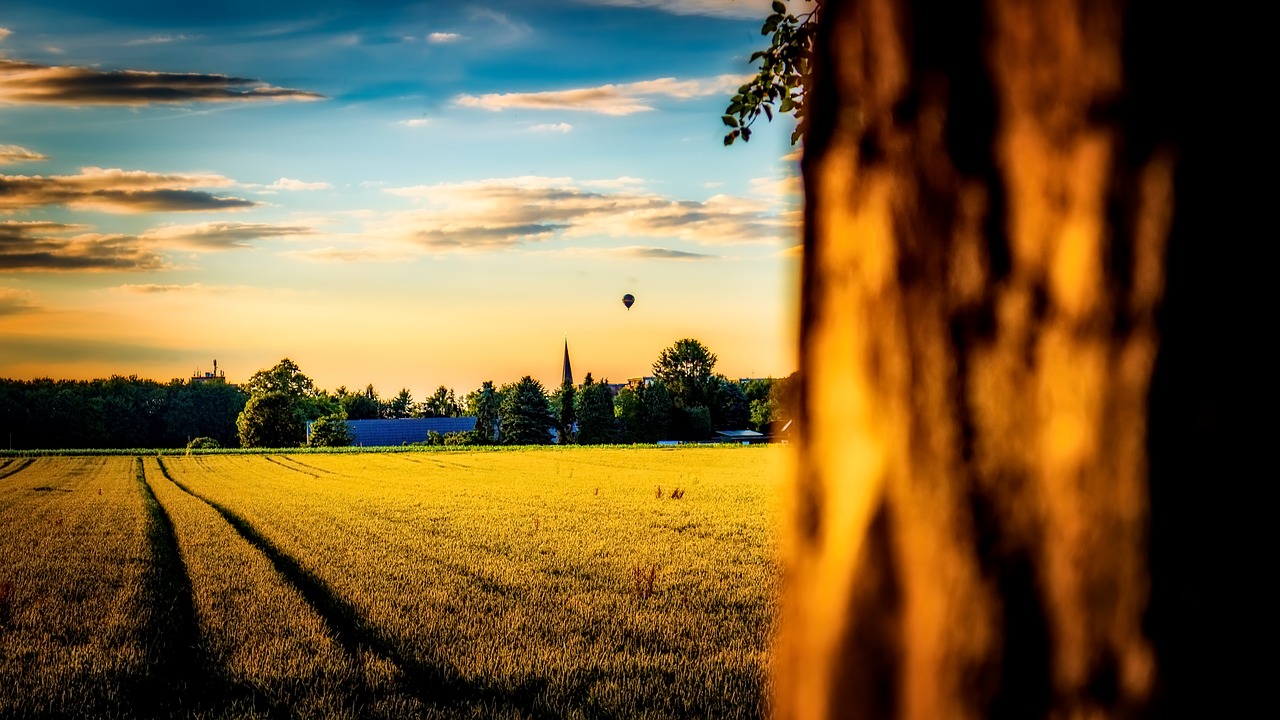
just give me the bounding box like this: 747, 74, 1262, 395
0, 338, 795, 449
255, 338, 797, 448
0, 377, 247, 450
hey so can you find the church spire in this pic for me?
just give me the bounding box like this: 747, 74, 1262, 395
562, 338, 573, 387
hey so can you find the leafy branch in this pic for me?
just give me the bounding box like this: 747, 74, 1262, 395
723, 0, 820, 146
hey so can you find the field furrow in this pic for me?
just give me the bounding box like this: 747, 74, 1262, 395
163, 447, 782, 718
0, 457, 159, 717
145, 456, 430, 719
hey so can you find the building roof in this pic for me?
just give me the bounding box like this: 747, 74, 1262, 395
321, 417, 477, 446
715, 429, 765, 438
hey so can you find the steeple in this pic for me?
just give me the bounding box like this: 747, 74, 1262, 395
562, 338, 573, 387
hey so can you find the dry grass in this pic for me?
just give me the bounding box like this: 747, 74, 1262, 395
2, 446, 784, 718
0, 457, 154, 718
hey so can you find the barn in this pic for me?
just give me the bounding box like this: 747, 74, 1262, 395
312, 417, 479, 447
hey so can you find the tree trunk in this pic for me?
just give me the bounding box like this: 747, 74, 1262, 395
778, 0, 1242, 717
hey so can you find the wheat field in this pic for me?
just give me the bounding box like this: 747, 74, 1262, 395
0, 446, 783, 718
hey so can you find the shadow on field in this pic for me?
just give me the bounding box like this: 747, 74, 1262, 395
152, 457, 552, 717
0, 458, 34, 481
135, 458, 290, 720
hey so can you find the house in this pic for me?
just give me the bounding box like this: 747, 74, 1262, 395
314, 417, 478, 446
715, 429, 767, 445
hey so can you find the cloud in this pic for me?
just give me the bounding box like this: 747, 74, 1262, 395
267, 177, 332, 191
0, 58, 324, 106
282, 245, 416, 263
428, 32, 463, 44
114, 282, 224, 293
576, 0, 776, 19
140, 222, 313, 250
469, 8, 531, 40
614, 246, 717, 260
0, 286, 39, 315
582, 176, 647, 189
749, 174, 802, 199
0, 144, 46, 164
376, 175, 796, 252
530, 122, 572, 133
0, 28, 12, 42
1, 220, 166, 271
398, 118, 431, 127
455, 74, 750, 115
0, 167, 256, 213
125, 34, 201, 46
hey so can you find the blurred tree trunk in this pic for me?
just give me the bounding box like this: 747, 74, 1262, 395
779, 0, 1243, 717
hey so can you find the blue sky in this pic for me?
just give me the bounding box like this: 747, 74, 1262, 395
1, 0, 801, 398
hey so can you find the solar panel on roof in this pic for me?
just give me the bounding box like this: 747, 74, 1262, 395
342, 417, 478, 446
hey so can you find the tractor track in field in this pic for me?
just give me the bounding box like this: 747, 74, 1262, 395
134, 457, 291, 720
152, 456, 556, 717
261, 455, 323, 477
0, 458, 34, 481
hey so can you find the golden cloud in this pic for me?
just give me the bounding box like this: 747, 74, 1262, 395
140, 222, 314, 250
0, 220, 166, 271
0, 58, 323, 106
0, 167, 255, 213
455, 74, 751, 115
377, 176, 797, 251
0, 144, 47, 164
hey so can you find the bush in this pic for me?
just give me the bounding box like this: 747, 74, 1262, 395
186, 436, 220, 450
443, 431, 472, 446
308, 413, 352, 448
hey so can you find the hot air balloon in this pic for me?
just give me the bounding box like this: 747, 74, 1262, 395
622, 293, 635, 310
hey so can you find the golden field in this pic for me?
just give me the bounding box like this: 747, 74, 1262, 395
0, 446, 784, 718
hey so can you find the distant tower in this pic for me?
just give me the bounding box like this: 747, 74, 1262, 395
562, 339, 574, 387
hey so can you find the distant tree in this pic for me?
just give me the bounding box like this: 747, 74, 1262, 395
422, 386, 462, 418
384, 388, 416, 419
236, 359, 333, 447
552, 381, 577, 444
711, 376, 751, 430
186, 436, 220, 450
769, 371, 799, 427
308, 413, 352, 447
163, 380, 248, 448
466, 381, 500, 444
683, 405, 713, 440
652, 338, 719, 411
244, 358, 315, 398
237, 392, 304, 448
575, 376, 616, 444
498, 376, 554, 445
614, 380, 674, 443
639, 381, 675, 441
335, 385, 381, 420
613, 386, 641, 441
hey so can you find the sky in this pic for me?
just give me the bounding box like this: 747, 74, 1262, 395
0, 0, 802, 399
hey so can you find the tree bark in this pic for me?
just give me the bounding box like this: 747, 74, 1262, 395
777, 0, 1241, 717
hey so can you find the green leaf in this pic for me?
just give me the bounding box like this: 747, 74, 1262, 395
722, 115, 739, 128
772, 1, 787, 13
763, 105, 773, 122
